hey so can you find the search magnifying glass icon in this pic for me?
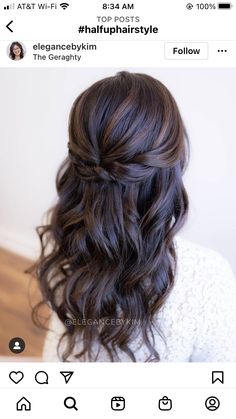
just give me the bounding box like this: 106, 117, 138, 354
64, 396, 78, 411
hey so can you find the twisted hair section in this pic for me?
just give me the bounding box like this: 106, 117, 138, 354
28, 71, 189, 361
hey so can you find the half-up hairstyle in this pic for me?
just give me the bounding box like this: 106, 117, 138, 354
29, 71, 189, 361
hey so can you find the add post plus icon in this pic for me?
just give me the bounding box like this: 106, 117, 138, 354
60, 371, 74, 384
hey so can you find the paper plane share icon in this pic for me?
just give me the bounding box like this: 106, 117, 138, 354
60, 371, 74, 384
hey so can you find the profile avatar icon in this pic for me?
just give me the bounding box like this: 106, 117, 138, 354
13, 341, 21, 350
8, 41, 25, 61
205, 396, 220, 411
9, 337, 25, 354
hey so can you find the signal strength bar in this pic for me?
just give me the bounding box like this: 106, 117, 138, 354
4, 3, 15, 10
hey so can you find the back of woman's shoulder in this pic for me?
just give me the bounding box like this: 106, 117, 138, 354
173, 235, 234, 281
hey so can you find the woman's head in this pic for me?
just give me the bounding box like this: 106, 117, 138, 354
9, 42, 24, 60
68, 71, 187, 184
30, 71, 189, 361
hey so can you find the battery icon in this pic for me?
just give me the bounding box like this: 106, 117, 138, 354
218, 3, 232, 8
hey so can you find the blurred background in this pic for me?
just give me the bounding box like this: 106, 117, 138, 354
0, 67, 236, 359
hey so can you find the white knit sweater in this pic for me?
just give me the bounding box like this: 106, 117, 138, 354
42, 236, 236, 362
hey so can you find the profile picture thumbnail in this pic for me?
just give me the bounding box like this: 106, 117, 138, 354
8, 41, 25, 61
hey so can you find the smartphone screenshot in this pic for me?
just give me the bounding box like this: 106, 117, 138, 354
0, 0, 236, 417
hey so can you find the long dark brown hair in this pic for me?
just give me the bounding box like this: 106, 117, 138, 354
28, 71, 189, 361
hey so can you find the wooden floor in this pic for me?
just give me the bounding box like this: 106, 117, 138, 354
0, 247, 50, 359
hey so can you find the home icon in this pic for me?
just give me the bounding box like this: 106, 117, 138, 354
16, 397, 31, 411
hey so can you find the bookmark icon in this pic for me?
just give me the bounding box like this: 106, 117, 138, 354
60, 371, 74, 384
212, 371, 224, 384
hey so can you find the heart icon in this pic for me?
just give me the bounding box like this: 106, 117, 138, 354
9, 371, 24, 384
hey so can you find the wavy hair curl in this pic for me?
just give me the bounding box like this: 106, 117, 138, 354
28, 71, 189, 361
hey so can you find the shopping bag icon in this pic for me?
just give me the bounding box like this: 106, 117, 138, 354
158, 396, 172, 411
